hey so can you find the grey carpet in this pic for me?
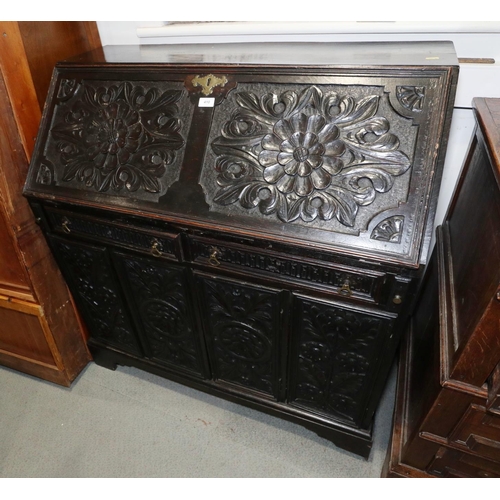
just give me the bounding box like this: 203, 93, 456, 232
0, 361, 396, 477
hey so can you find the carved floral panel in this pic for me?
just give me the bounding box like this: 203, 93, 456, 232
199, 276, 280, 397
40, 79, 191, 200
290, 297, 392, 424
118, 255, 205, 376
49, 237, 141, 354
203, 83, 416, 231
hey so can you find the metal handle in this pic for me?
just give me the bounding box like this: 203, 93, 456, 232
150, 239, 162, 257
208, 247, 221, 267
339, 280, 352, 297
61, 217, 71, 233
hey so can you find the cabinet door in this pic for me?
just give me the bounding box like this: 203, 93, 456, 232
195, 273, 285, 400
288, 294, 395, 427
113, 251, 208, 378
48, 235, 142, 356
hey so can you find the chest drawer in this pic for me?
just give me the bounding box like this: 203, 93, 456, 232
186, 235, 388, 305
45, 208, 181, 261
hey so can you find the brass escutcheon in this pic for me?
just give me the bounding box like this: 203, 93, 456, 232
192, 74, 228, 96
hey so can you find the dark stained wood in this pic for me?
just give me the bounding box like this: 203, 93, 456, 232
23, 42, 458, 456
383, 97, 500, 477
62, 41, 459, 68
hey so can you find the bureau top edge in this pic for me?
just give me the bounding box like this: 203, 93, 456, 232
57, 41, 459, 70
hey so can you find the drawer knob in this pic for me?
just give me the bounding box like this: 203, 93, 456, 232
209, 247, 221, 267
150, 239, 162, 257
393, 295, 402, 305
339, 280, 352, 297
61, 217, 71, 233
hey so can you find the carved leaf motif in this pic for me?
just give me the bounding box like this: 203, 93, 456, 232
370, 215, 405, 243
51, 240, 139, 353
396, 86, 425, 112
211, 85, 411, 227
292, 298, 389, 422
121, 257, 203, 374
201, 278, 278, 396
48, 81, 186, 194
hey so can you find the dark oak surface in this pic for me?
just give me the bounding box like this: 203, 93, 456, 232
62, 41, 458, 68
24, 42, 458, 456
25, 41, 459, 269
383, 97, 500, 478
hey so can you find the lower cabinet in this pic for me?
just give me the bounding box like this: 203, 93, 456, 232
195, 273, 285, 400
43, 217, 401, 458
289, 296, 395, 428
49, 236, 142, 356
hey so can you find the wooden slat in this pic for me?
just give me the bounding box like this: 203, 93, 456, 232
0, 22, 41, 161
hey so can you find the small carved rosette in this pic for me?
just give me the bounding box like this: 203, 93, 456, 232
211, 86, 411, 227
46, 81, 186, 194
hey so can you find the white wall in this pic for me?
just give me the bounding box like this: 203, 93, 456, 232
96, 22, 500, 238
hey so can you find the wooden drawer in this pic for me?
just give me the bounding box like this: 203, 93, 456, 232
44, 208, 181, 261
186, 235, 388, 305
428, 446, 500, 478
449, 404, 500, 462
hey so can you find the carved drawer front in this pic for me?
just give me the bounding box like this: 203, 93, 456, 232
428, 446, 500, 478
448, 404, 500, 462
112, 251, 208, 378
187, 235, 387, 304
45, 208, 180, 260
288, 294, 396, 426
48, 235, 142, 356
195, 272, 285, 400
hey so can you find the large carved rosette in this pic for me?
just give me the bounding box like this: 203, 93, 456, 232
211, 86, 411, 227
48, 81, 186, 193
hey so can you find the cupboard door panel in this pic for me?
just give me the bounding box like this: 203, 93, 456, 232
196, 273, 284, 399
289, 295, 395, 426
114, 251, 208, 378
48, 235, 141, 356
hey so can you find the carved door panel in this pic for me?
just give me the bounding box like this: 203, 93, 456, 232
112, 251, 209, 378
48, 235, 142, 356
195, 273, 286, 400
288, 294, 395, 427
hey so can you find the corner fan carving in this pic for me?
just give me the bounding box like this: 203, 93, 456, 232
211, 86, 411, 227
47, 81, 185, 193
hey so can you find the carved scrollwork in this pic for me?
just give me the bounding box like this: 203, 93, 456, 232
370, 215, 405, 243
121, 257, 203, 374
202, 278, 278, 395
57, 79, 80, 101
35, 161, 55, 185
292, 298, 390, 422
396, 86, 425, 112
48, 81, 186, 193
51, 240, 140, 353
211, 85, 411, 227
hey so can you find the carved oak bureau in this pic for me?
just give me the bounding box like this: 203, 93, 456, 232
23, 42, 458, 457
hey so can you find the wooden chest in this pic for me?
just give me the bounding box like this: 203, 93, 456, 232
383, 97, 500, 476
23, 42, 458, 457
